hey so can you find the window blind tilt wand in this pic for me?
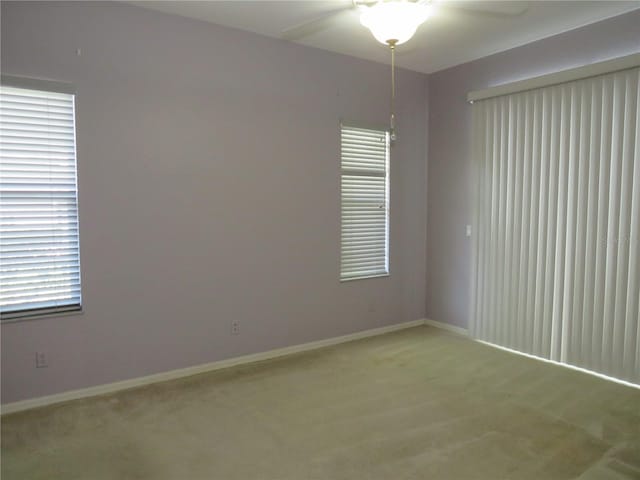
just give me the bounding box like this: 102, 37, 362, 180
0, 84, 82, 319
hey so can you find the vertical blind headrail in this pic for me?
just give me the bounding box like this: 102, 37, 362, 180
468, 53, 640, 104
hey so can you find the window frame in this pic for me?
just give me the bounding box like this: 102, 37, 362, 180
339, 121, 390, 282
0, 75, 83, 322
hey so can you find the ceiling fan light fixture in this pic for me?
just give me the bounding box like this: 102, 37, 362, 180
360, 1, 431, 46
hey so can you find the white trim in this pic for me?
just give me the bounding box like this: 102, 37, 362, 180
1, 319, 425, 415
1, 74, 76, 94
423, 318, 469, 337
467, 52, 640, 102
1, 307, 83, 324
339, 118, 389, 134
340, 273, 390, 282
476, 340, 640, 390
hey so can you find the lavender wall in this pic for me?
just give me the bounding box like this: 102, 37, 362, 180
1, 1, 428, 404
426, 9, 640, 329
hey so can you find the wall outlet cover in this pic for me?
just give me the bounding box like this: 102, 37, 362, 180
35, 352, 48, 368
231, 321, 240, 335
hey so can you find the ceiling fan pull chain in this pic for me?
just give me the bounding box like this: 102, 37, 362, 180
390, 41, 397, 144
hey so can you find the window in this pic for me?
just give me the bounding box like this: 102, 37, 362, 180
340, 124, 390, 281
0, 82, 82, 320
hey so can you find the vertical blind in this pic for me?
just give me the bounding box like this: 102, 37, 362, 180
0, 85, 82, 318
471, 66, 639, 385
340, 124, 390, 281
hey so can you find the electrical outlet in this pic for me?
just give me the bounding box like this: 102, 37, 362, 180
231, 320, 240, 335
35, 352, 48, 368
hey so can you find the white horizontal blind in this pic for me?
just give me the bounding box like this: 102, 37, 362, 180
471, 67, 640, 385
0, 85, 82, 318
340, 125, 390, 281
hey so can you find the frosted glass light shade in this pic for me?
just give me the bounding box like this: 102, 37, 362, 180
360, 2, 431, 45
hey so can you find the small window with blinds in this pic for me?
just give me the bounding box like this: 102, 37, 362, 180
340, 124, 390, 281
0, 83, 82, 320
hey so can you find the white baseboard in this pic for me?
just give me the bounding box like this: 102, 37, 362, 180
1, 319, 425, 415
424, 318, 469, 337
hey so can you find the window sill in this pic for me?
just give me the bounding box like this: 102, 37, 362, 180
1, 307, 84, 324
340, 273, 390, 282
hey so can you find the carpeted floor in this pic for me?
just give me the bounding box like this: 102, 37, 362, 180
2, 326, 639, 479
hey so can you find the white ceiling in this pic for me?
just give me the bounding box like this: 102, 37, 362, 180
128, 1, 640, 74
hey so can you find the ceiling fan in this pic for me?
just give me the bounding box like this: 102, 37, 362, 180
281, 0, 529, 42
281, 0, 528, 144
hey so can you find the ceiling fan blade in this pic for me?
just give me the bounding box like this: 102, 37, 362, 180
281, 7, 355, 41
438, 1, 529, 17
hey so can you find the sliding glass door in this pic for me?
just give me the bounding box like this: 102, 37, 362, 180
471, 66, 639, 385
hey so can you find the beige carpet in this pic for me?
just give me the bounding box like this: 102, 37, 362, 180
2, 326, 639, 479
